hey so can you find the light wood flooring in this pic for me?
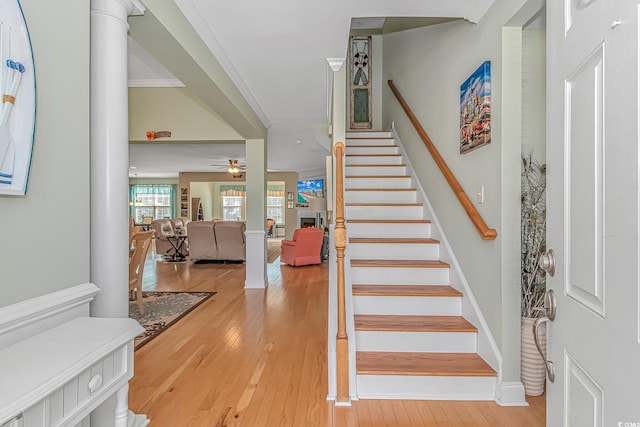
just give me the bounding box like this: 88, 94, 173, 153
129, 245, 546, 426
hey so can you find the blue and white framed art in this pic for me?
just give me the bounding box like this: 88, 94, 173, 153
0, 0, 36, 195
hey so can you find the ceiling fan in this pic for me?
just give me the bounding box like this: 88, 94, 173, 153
210, 159, 246, 178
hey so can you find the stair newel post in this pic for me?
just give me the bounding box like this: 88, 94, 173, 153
333, 141, 349, 403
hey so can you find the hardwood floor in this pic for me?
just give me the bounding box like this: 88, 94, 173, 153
129, 248, 546, 426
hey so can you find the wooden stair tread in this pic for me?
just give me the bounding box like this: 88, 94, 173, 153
346, 188, 416, 192
351, 259, 450, 268
346, 219, 431, 224
354, 315, 477, 332
349, 238, 439, 244
356, 352, 497, 377
352, 284, 462, 297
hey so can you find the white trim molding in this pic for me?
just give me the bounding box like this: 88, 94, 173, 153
495, 381, 528, 406
327, 58, 345, 72
128, 78, 185, 88
0, 283, 99, 344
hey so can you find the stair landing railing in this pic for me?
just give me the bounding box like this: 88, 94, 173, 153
333, 141, 349, 403
388, 80, 498, 240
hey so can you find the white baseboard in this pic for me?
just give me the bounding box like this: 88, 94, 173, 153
128, 410, 150, 426
495, 381, 529, 406
0, 283, 99, 349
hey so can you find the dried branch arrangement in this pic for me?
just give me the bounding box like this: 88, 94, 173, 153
521, 152, 546, 318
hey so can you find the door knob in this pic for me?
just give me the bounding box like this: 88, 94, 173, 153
539, 249, 556, 277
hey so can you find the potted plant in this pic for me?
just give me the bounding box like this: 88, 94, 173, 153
520, 152, 547, 396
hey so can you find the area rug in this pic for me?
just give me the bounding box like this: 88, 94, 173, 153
267, 244, 281, 263
129, 291, 216, 350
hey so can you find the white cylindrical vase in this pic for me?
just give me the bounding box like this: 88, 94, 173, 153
521, 316, 546, 396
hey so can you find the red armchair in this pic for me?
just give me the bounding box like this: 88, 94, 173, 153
280, 227, 325, 266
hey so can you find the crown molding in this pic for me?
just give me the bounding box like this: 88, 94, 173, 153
128, 78, 186, 88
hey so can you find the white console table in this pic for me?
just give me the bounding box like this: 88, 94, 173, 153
0, 316, 143, 427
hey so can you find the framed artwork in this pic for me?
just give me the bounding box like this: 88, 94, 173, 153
296, 179, 323, 208
459, 61, 491, 154
0, 1, 36, 195
350, 36, 372, 129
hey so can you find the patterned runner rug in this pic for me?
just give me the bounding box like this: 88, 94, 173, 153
129, 291, 216, 350
267, 244, 281, 263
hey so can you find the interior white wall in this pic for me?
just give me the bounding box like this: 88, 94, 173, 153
190, 182, 214, 220
382, 0, 528, 382
521, 28, 546, 162
0, 0, 90, 307
128, 87, 243, 142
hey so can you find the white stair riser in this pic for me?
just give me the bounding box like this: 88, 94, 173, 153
347, 222, 432, 238
345, 191, 417, 204
350, 266, 449, 284
345, 177, 412, 188
354, 295, 461, 316
346, 205, 422, 220
346, 132, 393, 139
350, 243, 439, 260
346, 166, 407, 176
356, 375, 497, 400
347, 155, 403, 165
346, 146, 398, 155
356, 331, 477, 353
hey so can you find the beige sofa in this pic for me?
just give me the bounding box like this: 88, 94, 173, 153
187, 221, 246, 262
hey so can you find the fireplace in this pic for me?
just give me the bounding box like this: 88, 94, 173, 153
300, 217, 316, 228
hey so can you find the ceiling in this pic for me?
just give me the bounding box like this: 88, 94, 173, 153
128, 0, 494, 178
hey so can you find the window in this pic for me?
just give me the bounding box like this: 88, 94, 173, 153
130, 185, 175, 223
218, 182, 285, 224
267, 183, 285, 225
267, 195, 284, 224
222, 195, 244, 221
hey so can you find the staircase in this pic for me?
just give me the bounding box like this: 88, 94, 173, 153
344, 130, 497, 400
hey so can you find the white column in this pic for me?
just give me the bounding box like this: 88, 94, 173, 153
90, 0, 144, 318
245, 138, 267, 289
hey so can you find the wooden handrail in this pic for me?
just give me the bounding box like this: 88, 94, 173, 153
388, 80, 498, 240
333, 141, 349, 402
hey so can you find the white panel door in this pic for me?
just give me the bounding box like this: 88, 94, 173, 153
547, 0, 640, 425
